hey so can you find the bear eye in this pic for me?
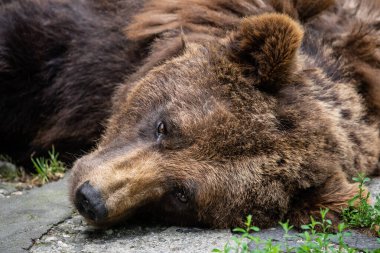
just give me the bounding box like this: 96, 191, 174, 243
174, 190, 188, 203
156, 121, 166, 137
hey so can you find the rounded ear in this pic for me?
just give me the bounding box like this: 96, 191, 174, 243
227, 13, 304, 92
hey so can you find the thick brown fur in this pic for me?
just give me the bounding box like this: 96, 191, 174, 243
0, 0, 147, 166
3, 0, 380, 228
68, 0, 380, 229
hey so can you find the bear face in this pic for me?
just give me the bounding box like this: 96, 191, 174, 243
70, 13, 379, 228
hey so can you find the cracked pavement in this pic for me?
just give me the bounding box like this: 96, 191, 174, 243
1, 175, 379, 253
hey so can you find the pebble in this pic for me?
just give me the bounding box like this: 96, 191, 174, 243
74, 234, 87, 240
71, 216, 83, 225
11, 191, 23, 196
105, 229, 113, 235
0, 189, 8, 195
57, 240, 69, 247
45, 236, 57, 242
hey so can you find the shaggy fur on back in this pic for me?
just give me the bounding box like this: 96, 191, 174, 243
0, 0, 147, 164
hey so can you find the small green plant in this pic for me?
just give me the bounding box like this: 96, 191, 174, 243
212, 211, 363, 253
279, 220, 294, 252
342, 173, 380, 231
297, 208, 353, 253
0, 153, 13, 163
31, 147, 66, 184
213, 174, 380, 252
335, 223, 354, 253
212, 215, 281, 253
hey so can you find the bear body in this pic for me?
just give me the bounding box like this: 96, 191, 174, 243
2, 0, 380, 228
0, 0, 146, 164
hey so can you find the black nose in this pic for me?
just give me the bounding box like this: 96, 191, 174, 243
75, 181, 107, 222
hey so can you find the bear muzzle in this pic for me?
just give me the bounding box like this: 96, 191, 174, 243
75, 181, 108, 222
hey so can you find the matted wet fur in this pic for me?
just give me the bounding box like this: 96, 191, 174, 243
1, 0, 380, 228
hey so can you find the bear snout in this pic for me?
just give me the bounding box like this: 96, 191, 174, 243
75, 181, 108, 222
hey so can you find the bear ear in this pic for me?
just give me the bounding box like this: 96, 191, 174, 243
227, 13, 304, 92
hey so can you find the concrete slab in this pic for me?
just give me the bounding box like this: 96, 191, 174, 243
0, 177, 72, 253
30, 215, 232, 253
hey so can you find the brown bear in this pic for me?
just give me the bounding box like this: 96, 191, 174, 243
69, 0, 380, 229
0, 0, 146, 166
2, 0, 380, 228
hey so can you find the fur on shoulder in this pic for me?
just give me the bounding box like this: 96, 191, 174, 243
125, 0, 334, 41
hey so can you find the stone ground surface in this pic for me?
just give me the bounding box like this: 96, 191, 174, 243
0, 174, 379, 253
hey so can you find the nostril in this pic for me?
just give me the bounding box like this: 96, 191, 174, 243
79, 196, 95, 219
75, 181, 108, 222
